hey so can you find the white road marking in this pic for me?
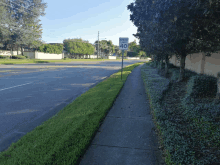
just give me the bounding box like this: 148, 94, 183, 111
5, 109, 40, 115
0, 82, 33, 91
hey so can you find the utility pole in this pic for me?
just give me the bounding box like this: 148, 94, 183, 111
96, 31, 107, 59
97, 31, 99, 59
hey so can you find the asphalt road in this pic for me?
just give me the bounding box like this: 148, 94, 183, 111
0, 60, 147, 153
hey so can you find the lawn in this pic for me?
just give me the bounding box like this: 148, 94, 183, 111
0, 61, 146, 165
0, 58, 129, 65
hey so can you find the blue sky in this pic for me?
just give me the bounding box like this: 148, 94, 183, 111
40, 0, 139, 46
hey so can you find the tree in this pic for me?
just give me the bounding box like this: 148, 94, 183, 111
84, 43, 95, 58
128, 0, 220, 81
63, 38, 94, 58
114, 45, 121, 56
128, 40, 139, 56
128, 40, 137, 51
138, 50, 146, 58
0, 0, 11, 48
0, 0, 47, 55
94, 40, 115, 58
38, 44, 63, 54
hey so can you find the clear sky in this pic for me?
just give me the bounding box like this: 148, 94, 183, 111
40, 0, 139, 46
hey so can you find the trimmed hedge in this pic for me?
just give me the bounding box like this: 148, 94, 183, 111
186, 75, 217, 98
38, 44, 63, 54
11, 55, 27, 59
141, 62, 220, 165
0, 55, 7, 59
0, 55, 27, 59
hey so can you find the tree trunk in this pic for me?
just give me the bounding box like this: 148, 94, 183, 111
178, 53, 186, 82
160, 58, 163, 71
21, 46, 24, 55
10, 47, 13, 57
152, 55, 155, 61
165, 55, 169, 77
17, 46, 19, 55
3, 42, 8, 50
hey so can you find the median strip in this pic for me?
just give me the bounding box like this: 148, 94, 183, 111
0, 62, 146, 165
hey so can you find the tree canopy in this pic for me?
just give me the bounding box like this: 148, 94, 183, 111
127, 0, 220, 81
0, 0, 47, 54
63, 38, 95, 58
94, 40, 115, 57
38, 44, 63, 54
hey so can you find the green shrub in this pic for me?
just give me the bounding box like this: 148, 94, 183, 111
0, 55, 7, 59
149, 61, 158, 68
184, 69, 198, 79
64, 57, 70, 60
168, 63, 178, 69
169, 68, 180, 82
11, 55, 27, 59
142, 63, 220, 165
38, 44, 63, 54
186, 75, 217, 98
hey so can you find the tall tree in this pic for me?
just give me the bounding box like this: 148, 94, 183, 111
94, 40, 115, 57
64, 38, 94, 58
128, 0, 220, 82
0, 0, 47, 54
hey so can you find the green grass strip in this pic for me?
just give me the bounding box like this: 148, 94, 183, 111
0, 62, 146, 165
0, 58, 130, 65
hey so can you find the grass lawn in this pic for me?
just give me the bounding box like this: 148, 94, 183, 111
0, 58, 130, 65
0, 61, 146, 165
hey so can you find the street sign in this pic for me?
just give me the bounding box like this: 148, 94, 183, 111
119, 37, 129, 80
119, 37, 129, 50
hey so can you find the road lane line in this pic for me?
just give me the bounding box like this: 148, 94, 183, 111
5, 109, 40, 115
0, 82, 33, 91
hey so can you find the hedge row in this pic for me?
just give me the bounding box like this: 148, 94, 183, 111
141, 61, 220, 165
38, 44, 63, 54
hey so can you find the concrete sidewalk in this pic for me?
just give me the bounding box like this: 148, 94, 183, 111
79, 64, 165, 165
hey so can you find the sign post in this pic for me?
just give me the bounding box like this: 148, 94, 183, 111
119, 37, 129, 80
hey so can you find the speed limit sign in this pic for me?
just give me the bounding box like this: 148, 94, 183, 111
119, 37, 129, 50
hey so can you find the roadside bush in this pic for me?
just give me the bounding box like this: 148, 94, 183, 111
38, 44, 63, 54
0, 55, 7, 59
184, 69, 198, 79
142, 63, 220, 164
168, 63, 178, 69
186, 75, 217, 98
11, 55, 27, 59
149, 60, 157, 68
169, 68, 180, 82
